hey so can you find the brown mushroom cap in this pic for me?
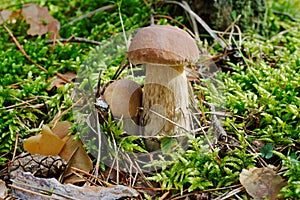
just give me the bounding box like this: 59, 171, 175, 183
103, 79, 142, 119
128, 25, 199, 66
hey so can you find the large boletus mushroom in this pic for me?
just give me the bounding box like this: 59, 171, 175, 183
128, 25, 199, 139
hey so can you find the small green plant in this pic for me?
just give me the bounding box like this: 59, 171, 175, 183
146, 132, 255, 194
102, 114, 146, 153
280, 152, 300, 198
260, 143, 273, 159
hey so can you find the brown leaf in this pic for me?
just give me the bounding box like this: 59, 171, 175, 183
23, 125, 65, 156
59, 135, 93, 184
0, 180, 7, 199
48, 71, 77, 89
239, 167, 287, 200
21, 3, 60, 38
52, 121, 72, 139
0, 10, 12, 24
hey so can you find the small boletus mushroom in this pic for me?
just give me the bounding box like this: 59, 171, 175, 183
103, 79, 142, 135
128, 25, 199, 137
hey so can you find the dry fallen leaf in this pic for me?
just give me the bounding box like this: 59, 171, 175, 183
21, 3, 60, 38
48, 71, 77, 90
239, 167, 287, 200
59, 135, 93, 184
0, 10, 12, 24
23, 125, 65, 156
52, 121, 72, 139
0, 180, 7, 199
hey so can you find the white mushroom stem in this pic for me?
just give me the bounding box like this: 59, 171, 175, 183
141, 64, 190, 136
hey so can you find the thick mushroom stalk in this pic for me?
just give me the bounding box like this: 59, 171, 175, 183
128, 25, 199, 138
142, 64, 189, 136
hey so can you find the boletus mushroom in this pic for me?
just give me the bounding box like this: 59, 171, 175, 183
103, 79, 142, 135
128, 25, 199, 139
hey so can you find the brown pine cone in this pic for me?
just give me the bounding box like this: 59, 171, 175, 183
9, 153, 67, 178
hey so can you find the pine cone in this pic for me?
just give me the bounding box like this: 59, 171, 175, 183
9, 153, 67, 178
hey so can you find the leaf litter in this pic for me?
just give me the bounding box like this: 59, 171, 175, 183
1, 3, 60, 38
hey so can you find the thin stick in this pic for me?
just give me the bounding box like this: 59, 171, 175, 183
202, 101, 227, 142
170, 184, 242, 200
159, 191, 170, 200
166, 1, 226, 48
117, 1, 133, 77
49, 97, 82, 125
64, 4, 116, 26
154, 15, 190, 34
71, 167, 111, 186
9, 184, 59, 199
192, 112, 215, 152
182, 1, 199, 41
208, 14, 242, 51
94, 113, 102, 179
71, 170, 97, 186
0, 98, 38, 110
3, 25, 47, 72
12, 133, 19, 161
148, 109, 190, 133
3, 24, 71, 83
45, 37, 102, 45
213, 186, 244, 200
272, 9, 298, 21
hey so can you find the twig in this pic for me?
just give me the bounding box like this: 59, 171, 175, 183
3, 25, 47, 72
213, 186, 244, 200
212, 30, 241, 35
117, 2, 134, 77
150, 6, 155, 25
0, 98, 38, 110
194, 111, 244, 119
3, 24, 71, 83
182, 1, 199, 41
208, 14, 242, 51
170, 184, 242, 200
132, 160, 154, 188
64, 4, 116, 26
12, 133, 19, 161
166, 1, 226, 48
49, 97, 82, 125
9, 184, 61, 200
191, 111, 215, 151
160, 191, 170, 200
148, 108, 190, 133
220, 14, 242, 38
234, 25, 242, 47
191, 126, 210, 134
202, 101, 227, 143
243, 134, 269, 167
94, 112, 102, 179
71, 170, 98, 186
71, 167, 111, 186
272, 9, 298, 21
45, 37, 102, 45
153, 15, 190, 34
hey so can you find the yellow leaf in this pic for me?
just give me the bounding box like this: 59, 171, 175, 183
23, 125, 65, 155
